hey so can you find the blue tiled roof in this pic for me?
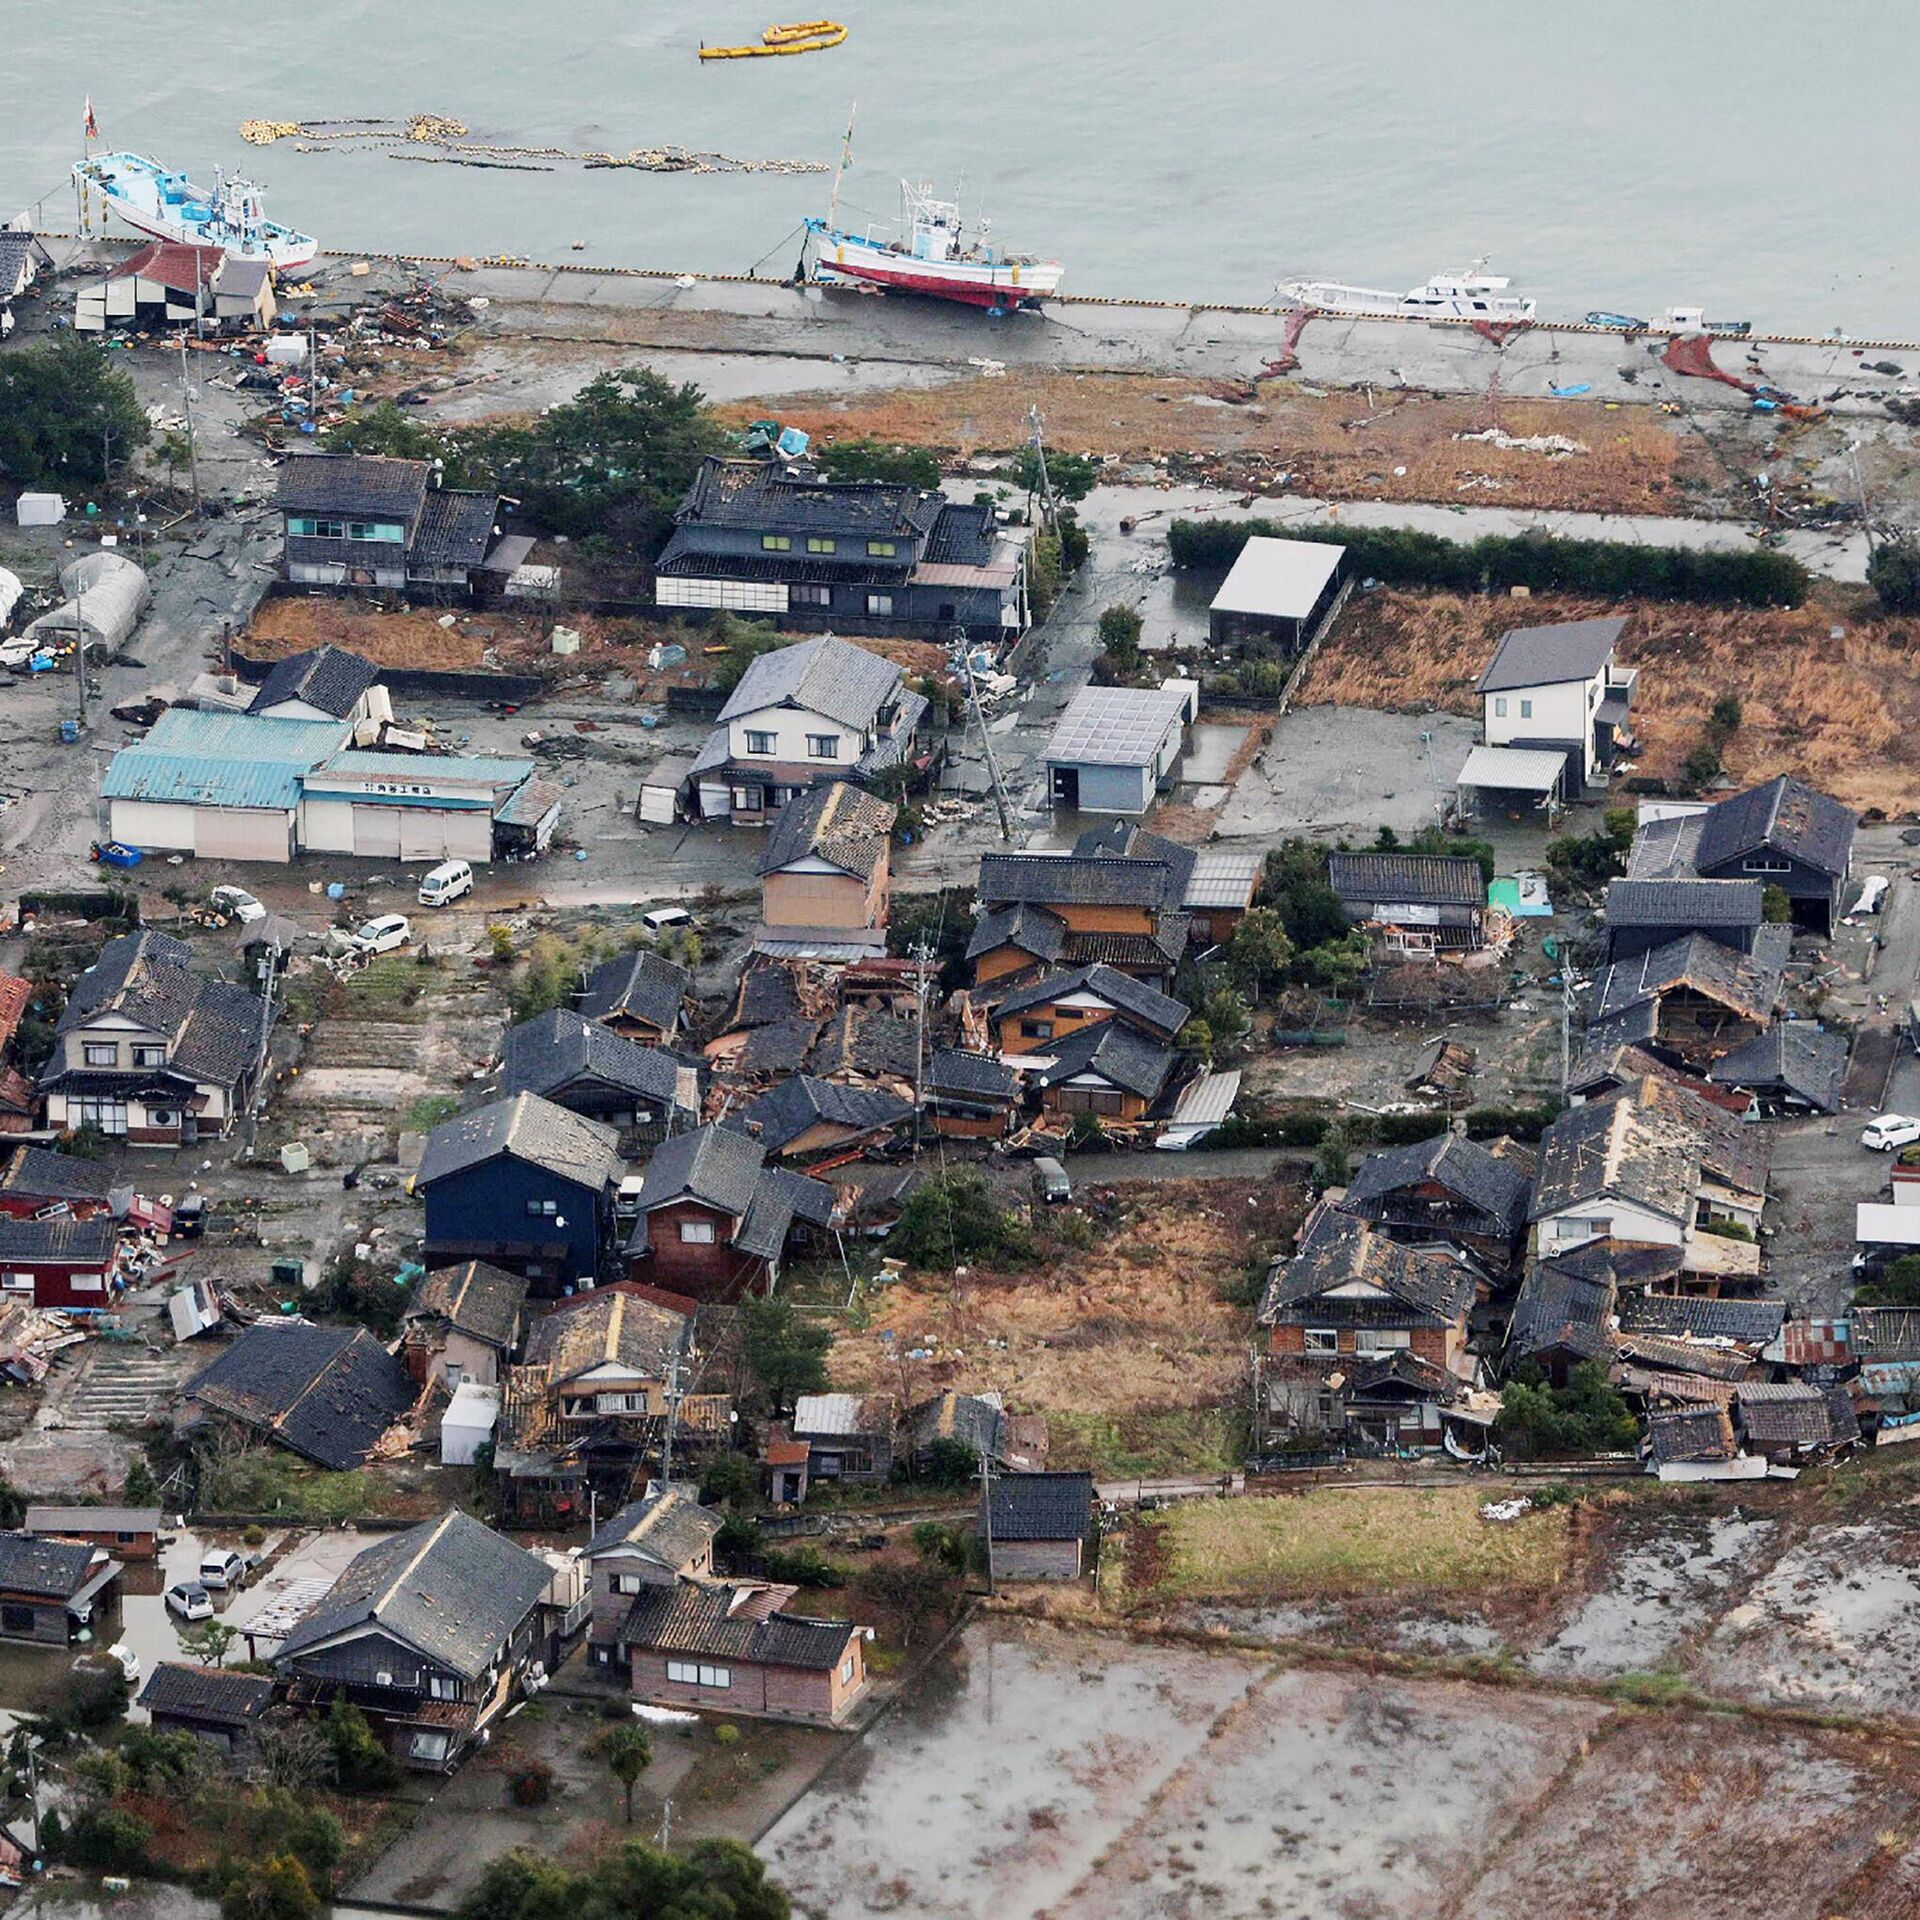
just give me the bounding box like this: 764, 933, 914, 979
102, 710, 350, 811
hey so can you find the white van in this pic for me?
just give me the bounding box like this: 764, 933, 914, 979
418, 860, 474, 907
640, 905, 692, 936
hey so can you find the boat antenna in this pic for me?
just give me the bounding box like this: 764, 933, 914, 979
826, 103, 855, 231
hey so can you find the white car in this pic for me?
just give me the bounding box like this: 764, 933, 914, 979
352, 913, 413, 955
210, 885, 267, 925
1861, 1114, 1920, 1152
165, 1581, 215, 1621
107, 1642, 141, 1684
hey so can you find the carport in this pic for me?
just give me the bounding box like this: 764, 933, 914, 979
1457, 744, 1568, 821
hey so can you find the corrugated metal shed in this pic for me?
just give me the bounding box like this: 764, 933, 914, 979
1458, 745, 1568, 793
1046, 685, 1188, 769
102, 710, 349, 810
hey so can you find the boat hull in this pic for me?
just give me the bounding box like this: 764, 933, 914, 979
811, 229, 1062, 309
106, 197, 317, 273
76, 153, 317, 273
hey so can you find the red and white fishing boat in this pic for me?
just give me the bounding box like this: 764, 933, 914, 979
803, 118, 1060, 312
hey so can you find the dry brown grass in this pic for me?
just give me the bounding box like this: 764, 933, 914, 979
715, 375, 1718, 514
831, 1178, 1297, 1444
1296, 587, 1920, 814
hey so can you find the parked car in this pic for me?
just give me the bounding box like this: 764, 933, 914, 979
352, 913, 413, 955
210, 885, 267, 925
640, 905, 692, 936
1862, 1114, 1920, 1152
198, 1549, 247, 1591
165, 1582, 214, 1621
1032, 1156, 1073, 1204
417, 859, 474, 907
107, 1642, 140, 1684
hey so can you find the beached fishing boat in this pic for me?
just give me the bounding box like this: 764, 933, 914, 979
1281, 262, 1535, 322
804, 118, 1059, 315
73, 152, 317, 271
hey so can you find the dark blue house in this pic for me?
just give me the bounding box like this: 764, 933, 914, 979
417, 1092, 622, 1294
653, 457, 1029, 644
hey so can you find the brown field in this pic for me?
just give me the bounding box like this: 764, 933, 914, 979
1295, 587, 1920, 814
717, 373, 1723, 515
829, 1178, 1299, 1474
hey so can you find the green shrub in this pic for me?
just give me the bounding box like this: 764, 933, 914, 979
1495, 1361, 1639, 1458
323, 1699, 399, 1793
889, 1168, 1035, 1270
1868, 534, 1920, 614
1462, 1102, 1563, 1142
1166, 518, 1809, 608
759, 1545, 846, 1589
67, 1806, 151, 1872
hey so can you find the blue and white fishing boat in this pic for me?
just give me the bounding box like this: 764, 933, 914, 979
73, 152, 317, 271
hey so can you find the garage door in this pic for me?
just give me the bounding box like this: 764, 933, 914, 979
400, 813, 446, 861
198, 809, 290, 862
353, 807, 403, 858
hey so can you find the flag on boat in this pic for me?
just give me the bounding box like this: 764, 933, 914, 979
84, 98, 99, 141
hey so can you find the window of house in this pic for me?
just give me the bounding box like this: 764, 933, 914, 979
793, 584, 832, 607
744, 730, 777, 756
409, 1730, 450, 1764
601, 1391, 649, 1414
1519, 698, 1533, 719
611, 1573, 645, 1594
731, 786, 764, 812
429, 1674, 458, 1700
72, 1098, 127, 1135
680, 1220, 717, 1244
526, 1199, 559, 1218
868, 540, 897, 558
866, 592, 894, 616
665, 1660, 732, 1689
1493, 697, 1507, 718
1, 1274, 31, 1293
1357, 1329, 1412, 1353
839, 1654, 855, 1683
346, 521, 404, 543
1304, 1328, 1338, 1352
761, 534, 792, 552
289, 516, 348, 540
82, 1043, 117, 1067
1019, 1020, 1053, 1040
131, 1044, 166, 1068
806, 734, 840, 760
806, 536, 836, 554
116, 1531, 136, 1544
146, 1109, 179, 1130
1, 1604, 34, 1634
1743, 856, 1791, 874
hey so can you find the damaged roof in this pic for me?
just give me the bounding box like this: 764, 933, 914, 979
806, 1006, 920, 1082
403, 1261, 528, 1353
1696, 776, 1856, 880
580, 948, 692, 1032
1618, 1294, 1785, 1346
248, 645, 381, 719
187, 1323, 417, 1471
1708, 1022, 1848, 1114
758, 781, 897, 882
621, 1579, 859, 1671
1342, 1131, 1532, 1234
499, 1008, 687, 1111
1646, 1403, 1738, 1467
1030, 1018, 1181, 1102
1326, 852, 1486, 909
277, 1509, 552, 1678
1505, 1259, 1616, 1363
995, 963, 1189, 1039
1258, 1214, 1476, 1328
1589, 932, 1782, 1027
584, 1484, 721, 1569
525, 1287, 689, 1385
0, 1532, 100, 1600
417, 1092, 622, 1192
734, 1075, 913, 1155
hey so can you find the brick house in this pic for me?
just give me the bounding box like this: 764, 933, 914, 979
580, 1485, 721, 1670
625, 1123, 836, 1302
1256, 1213, 1480, 1452
0, 1532, 122, 1645
969, 851, 1188, 991
617, 1577, 869, 1725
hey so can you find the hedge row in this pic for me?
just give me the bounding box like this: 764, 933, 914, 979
1211, 1101, 1562, 1152
1167, 517, 1808, 609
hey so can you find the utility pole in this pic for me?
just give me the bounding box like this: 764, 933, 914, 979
952, 625, 1012, 844
1849, 439, 1874, 549
1560, 961, 1580, 1096
910, 939, 932, 1151
1420, 729, 1442, 829
177, 333, 201, 510
73, 567, 90, 732
1025, 404, 1058, 535
977, 1444, 996, 1597
659, 1334, 686, 1486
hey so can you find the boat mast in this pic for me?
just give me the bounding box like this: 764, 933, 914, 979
826, 103, 855, 232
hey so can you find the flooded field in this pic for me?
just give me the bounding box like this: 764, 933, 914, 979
761, 1615, 1920, 1919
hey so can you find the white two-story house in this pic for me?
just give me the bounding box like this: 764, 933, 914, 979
39, 931, 269, 1147
1473, 616, 1637, 799
688, 634, 928, 822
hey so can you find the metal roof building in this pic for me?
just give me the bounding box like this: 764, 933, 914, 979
1044, 681, 1197, 818
1208, 536, 1347, 650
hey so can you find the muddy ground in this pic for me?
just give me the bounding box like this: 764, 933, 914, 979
761, 1613, 1920, 1920
826, 1177, 1304, 1477
1295, 585, 1920, 816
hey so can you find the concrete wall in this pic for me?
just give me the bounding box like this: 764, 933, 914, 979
1054, 759, 1154, 818
991, 1537, 1083, 1580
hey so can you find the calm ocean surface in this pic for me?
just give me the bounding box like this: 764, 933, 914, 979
8, 0, 1919, 335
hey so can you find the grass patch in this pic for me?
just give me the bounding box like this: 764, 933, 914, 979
342, 954, 441, 1021
405, 1092, 460, 1131
200, 1449, 374, 1522
1605, 1668, 1712, 1711
1141, 1486, 1574, 1601
1048, 1407, 1244, 1478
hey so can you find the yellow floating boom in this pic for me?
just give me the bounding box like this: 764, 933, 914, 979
699, 19, 847, 59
